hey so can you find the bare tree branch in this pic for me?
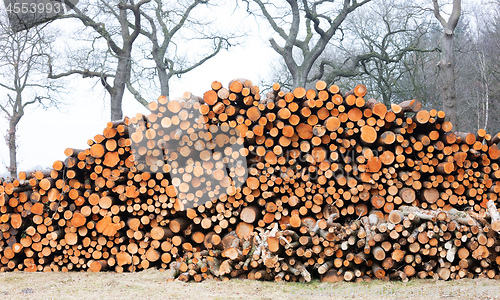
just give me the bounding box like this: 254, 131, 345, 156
0, 102, 11, 118
247, 0, 372, 87
126, 81, 149, 106
46, 0, 151, 120
129, 0, 237, 98
432, 0, 447, 28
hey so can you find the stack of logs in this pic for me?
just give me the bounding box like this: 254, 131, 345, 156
2, 79, 500, 283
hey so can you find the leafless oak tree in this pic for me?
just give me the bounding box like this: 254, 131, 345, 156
244, 0, 372, 88
0, 19, 60, 177
127, 0, 234, 102
312, 0, 437, 105
48, 0, 151, 121
432, 0, 461, 127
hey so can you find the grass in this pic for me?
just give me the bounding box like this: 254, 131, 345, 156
1, 270, 500, 299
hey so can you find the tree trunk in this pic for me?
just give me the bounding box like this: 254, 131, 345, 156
477, 50, 489, 131
7, 116, 20, 178
433, 0, 461, 129
157, 65, 170, 98
110, 93, 123, 121
109, 0, 148, 121
291, 67, 307, 89
110, 55, 131, 121
439, 32, 457, 128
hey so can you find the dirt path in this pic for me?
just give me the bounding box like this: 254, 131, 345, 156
1, 270, 500, 299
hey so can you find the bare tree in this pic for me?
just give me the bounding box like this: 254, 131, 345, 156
244, 0, 372, 88
463, 1, 500, 133
431, 0, 461, 127
0, 18, 60, 177
47, 0, 233, 119
312, 0, 437, 105
127, 0, 234, 102
470, 1, 500, 133
48, 0, 151, 121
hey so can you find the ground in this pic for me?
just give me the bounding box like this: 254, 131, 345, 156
1, 270, 500, 299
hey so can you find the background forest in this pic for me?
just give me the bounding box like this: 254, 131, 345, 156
0, 0, 498, 177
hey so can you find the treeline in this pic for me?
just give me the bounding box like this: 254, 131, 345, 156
264, 0, 500, 134
1, 0, 499, 176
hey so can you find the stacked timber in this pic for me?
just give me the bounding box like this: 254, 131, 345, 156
2, 79, 500, 282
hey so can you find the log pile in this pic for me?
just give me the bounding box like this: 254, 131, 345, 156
2, 79, 500, 282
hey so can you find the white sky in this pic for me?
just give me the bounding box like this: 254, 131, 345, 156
0, 1, 279, 177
